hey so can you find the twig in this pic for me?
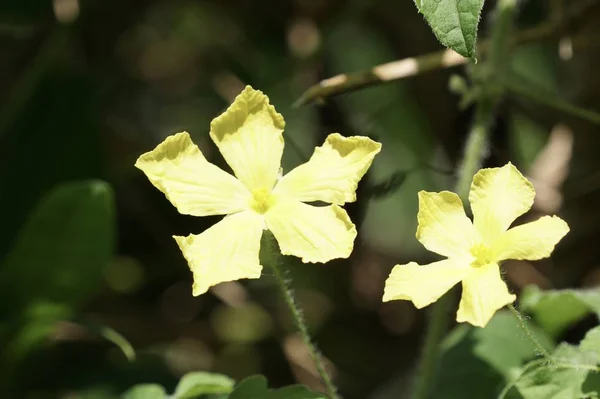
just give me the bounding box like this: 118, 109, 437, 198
294, 22, 558, 107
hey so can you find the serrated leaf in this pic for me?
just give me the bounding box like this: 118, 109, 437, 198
520, 285, 600, 338
515, 344, 598, 399
173, 371, 235, 398
122, 384, 167, 399
414, 0, 485, 58
229, 375, 326, 399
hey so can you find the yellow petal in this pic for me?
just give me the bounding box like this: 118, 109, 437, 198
382, 259, 471, 308
469, 163, 535, 244
273, 133, 381, 205
492, 215, 569, 261
174, 211, 264, 296
210, 86, 285, 191
265, 200, 357, 263
456, 263, 516, 327
416, 191, 479, 258
135, 132, 251, 216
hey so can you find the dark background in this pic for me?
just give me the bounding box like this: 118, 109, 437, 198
1, 0, 600, 398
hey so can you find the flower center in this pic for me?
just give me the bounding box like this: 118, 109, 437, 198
249, 187, 276, 214
470, 243, 494, 267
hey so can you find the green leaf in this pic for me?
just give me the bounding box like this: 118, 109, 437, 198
0, 72, 105, 259
229, 375, 326, 399
0, 180, 115, 310
0, 181, 116, 378
514, 344, 598, 399
414, 0, 485, 58
580, 326, 600, 358
122, 384, 167, 399
434, 311, 554, 398
520, 285, 600, 338
173, 372, 235, 398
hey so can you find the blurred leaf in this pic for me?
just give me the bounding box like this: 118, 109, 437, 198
173, 371, 235, 398
122, 384, 167, 399
510, 44, 559, 95
580, 326, 600, 358
508, 112, 548, 169
229, 375, 326, 399
414, 0, 484, 58
210, 302, 273, 344
0, 180, 115, 310
5, 302, 71, 365
366, 170, 409, 199
520, 285, 600, 338
514, 344, 598, 399
434, 311, 554, 398
0, 180, 116, 390
76, 319, 136, 362
0, 72, 104, 259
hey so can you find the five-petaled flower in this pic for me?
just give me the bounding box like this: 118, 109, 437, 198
382, 163, 570, 327
136, 86, 381, 296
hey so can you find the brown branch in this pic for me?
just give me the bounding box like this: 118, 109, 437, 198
294, 23, 557, 107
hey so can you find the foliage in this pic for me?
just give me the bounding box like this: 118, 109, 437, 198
521, 285, 600, 339
2, 0, 600, 398
122, 373, 323, 399
414, 0, 485, 58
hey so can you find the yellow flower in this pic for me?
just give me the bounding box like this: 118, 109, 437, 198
382, 163, 569, 327
135, 86, 381, 296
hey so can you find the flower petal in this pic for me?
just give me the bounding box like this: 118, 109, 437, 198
174, 211, 264, 296
416, 191, 479, 258
135, 132, 251, 216
382, 259, 471, 308
265, 200, 357, 263
273, 133, 381, 205
456, 263, 516, 327
492, 215, 569, 261
210, 86, 285, 191
469, 163, 535, 244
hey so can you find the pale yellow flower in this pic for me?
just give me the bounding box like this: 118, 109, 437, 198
135, 86, 381, 296
383, 163, 569, 327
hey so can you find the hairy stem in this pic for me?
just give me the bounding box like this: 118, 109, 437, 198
262, 232, 340, 399
507, 303, 553, 361
412, 2, 518, 398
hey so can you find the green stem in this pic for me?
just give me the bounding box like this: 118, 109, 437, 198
503, 78, 600, 125
455, 102, 494, 200
497, 358, 546, 399
262, 233, 340, 399
506, 303, 553, 362
413, 2, 518, 398
412, 100, 494, 399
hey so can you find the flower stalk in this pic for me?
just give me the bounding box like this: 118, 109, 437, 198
412, 1, 518, 398
412, 99, 494, 399
507, 303, 553, 362
262, 232, 340, 399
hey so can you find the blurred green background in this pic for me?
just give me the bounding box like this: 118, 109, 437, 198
1, 0, 600, 398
